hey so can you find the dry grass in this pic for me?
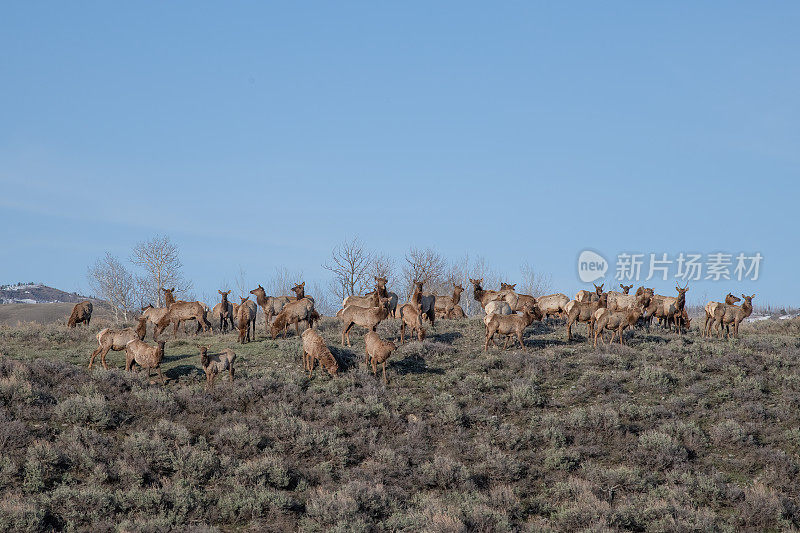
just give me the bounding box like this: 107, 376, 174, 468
0, 314, 798, 530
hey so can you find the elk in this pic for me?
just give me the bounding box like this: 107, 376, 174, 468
338, 295, 390, 346
450, 304, 466, 318
535, 293, 570, 320
593, 306, 645, 347
484, 300, 513, 317
670, 283, 689, 333
250, 285, 292, 334
124, 339, 167, 385
154, 301, 211, 340
141, 305, 169, 340
397, 303, 426, 343
411, 281, 436, 327
374, 277, 399, 318
575, 283, 604, 303
470, 278, 504, 309
710, 294, 755, 339
198, 345, 235, 389
162, 287, 179, 306
89, 317, 148, 369
619, 284, 633, 294
484, 307, 539, 351
236, 297, 257, 343
564, 292, 608, 341
302, 328, 338, 379
212, 290, 234, 333
364, 331, 397, 383
290, 281, 316, 304
607, 287, 653, 313
270, 297, 318, 339
703, 293, 741, 337
434, 283, 464, 319
67, 301, 93, 328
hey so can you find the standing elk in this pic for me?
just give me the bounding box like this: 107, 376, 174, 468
397, 303, 426, 344
703, 293, 741, 338
302, 328, 339, 379
710, 294, 755, 339
593, 306, 645, 347
564, 292, 608, 341
270, 297, 318, 339
338, 294, 390, 346
364, 331, 397, 384
67, 301, 93, 328
89, 317, 148, 369
198, 345, 235, 389
411, 281, 436, 327
576, 283, 604, 303
212, 290, 234, 333
250, 285, 292, 334
484, 306, 540, 351
154, 301, 211, 340
435, 283, 464, 319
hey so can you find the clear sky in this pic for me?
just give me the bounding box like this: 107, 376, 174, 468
1, 2, 798, 307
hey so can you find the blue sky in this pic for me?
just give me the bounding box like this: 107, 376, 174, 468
1, 2, 797, 307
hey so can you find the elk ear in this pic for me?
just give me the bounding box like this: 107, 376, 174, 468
751, 293, 755, 299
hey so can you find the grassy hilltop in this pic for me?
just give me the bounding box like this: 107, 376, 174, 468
0, 315, 799, 531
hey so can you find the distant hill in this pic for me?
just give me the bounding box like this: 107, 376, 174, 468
0, 283, 96, 305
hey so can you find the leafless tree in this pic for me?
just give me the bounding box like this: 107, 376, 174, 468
402, 247, 448, 299
520, 262, 552, 297
233, 265, 251, 300
372, 253, 395, 283
131, 235, 191, 307
87, 253, 136, 322
323, 237, 373, 302
266, 266, 304, 298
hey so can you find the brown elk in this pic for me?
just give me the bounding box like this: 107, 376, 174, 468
89, 317, 148, 369
484, 306, 539, 351
154, 301, 211, 340
536, 293, 570, 320
703, 293, 741, 337
212, 290, 234, 333
270, 297, 318, 339
250, 285, 292, 334
338, 295, 390, 346
67, 301, 93, 328
302, 328, 338, 379
576, 283, 604, 303
620, 284, 633, 294
364, 331, 397, 383
671, 283, 689, 333
411, 281, 436, 327
470, 278, 503, 309
124, 339, 167, 385
373, 277, 399, 318
593, 306, 645, 347
397, 303, 426, 343
198, 345, 235, 389
435, 283, 464, 319
564, 292, 608, 341
236, 297, 257, 343
710, 294, 755, 339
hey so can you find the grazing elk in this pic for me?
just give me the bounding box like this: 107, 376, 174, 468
434, 283, 464, 319
703, 293, 741, 337
124, 339, 167, 385
89, 317, 148, 369
250, 285, 292, 334
198, 345, 235, 389
710, 294, 755, 339
67, 301, 93, 328
302, 328, 338, 379
364, 331, 397, 383
484, 306, 539, 351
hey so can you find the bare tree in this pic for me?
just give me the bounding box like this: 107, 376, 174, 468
402, 247, 448, 299
87, 253, 136, 322
323, 237, 373, 302
131, 235, 191, 307
520, 262, 552, 297
233, 265, 250, 300
372, 253, 395, 282
266, 266, 304, 298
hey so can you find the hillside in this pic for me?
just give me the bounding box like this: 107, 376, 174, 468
0, 283, 94, 305
0, 316, 798, 530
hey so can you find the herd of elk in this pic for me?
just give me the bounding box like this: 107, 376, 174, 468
73, 272, 761, 388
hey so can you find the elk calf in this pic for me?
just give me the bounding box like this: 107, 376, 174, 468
198, 345, 235, 389
364, 331, 396, 383
593, 307, 644, 347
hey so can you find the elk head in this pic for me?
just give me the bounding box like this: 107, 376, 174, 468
620, 284, 633, 294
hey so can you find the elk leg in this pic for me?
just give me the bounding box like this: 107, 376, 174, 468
89, 346, 104, 369
517, 330, 525, 349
